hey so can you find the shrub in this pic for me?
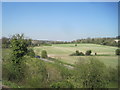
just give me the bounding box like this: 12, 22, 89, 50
24, 57, 48, 88
95, 52, 97, 55
85, 50, 92, 55
3, 59, 26, 82
41, 50, 48, 58
76, 50, 80, 55
75, 44, 77, 46
75, 58, 109, 88
79, 52, 84, 56
50, 81, 74, 88
70, 50, 84, 56
115, 49, 120, 55
27, 49, 35, 58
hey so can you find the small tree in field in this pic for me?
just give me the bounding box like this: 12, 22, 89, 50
115, 49, 120, 55
76, 50, 80, 55
85, 50, 92, 56
75, 44, 77, 46
41, 50, 48, 58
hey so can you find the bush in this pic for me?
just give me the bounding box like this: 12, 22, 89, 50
3, 59, 26, 82
115, 49, 120, 55
24, 57, 48, 88
85, 50, 92, 55
70, 50, 84, 56
41, 50, 48, 58
76, 50, 80, 55
50, 81, 74, 88
79, 52, 84, 56
27, 49, 35, 58
75, 58, 109, 88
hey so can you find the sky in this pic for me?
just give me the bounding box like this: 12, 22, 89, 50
2, 2, 118, 41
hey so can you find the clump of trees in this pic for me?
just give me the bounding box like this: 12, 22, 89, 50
70, 50, 92, 56
72, 37, 119, 47
70, 50, 84, 56
115, 49, 120, 55
85, 50, 92, 56
41, 50, 48, 58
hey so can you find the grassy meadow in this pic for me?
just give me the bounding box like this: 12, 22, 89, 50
2, 43, 118, 88
34, 43, 118, 68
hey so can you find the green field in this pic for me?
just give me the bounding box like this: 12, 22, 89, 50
34, 44, 118, 68
2, 43, 118, 88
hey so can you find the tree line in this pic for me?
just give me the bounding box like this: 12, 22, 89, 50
1, 36, 120, 48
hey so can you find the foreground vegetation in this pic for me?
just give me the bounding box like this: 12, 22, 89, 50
2, 34, 119, 88
3, 50, 118, 88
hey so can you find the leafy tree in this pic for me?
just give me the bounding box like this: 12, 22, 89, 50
115, 49, 120, 55
10, 34, 28, 80
26, 39, 32, 46
85, 50, 92, 56
41, 50, 48, 58
75, 58, 109, 88
10, 34, 28, 63
27, 48, 35, 58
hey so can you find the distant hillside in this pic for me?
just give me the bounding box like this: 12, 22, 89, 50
1, 36, 119, 48
72, 37, 119, 47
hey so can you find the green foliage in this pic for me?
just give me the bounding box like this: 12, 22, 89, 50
3, 58, 26, 82
115, 49, 120, 55
27, 48, 35, 57
24, 57, 48, 88
7, 34, 28, 81
52, 59, 73, 80
41, 50, 48, 58
26, 39, 32, 46
75, 58, 109, 88
76, 50, 80, 55
50, 81, 74, 88
2, 41, 118, 88
3, 80, 24, 88
10, 34, 28, 63
2, 37, 10, 48
70, 50, 84, 56
85, 50, 92, 56
79, 52, 85, 56
107, 66, 118, 82
74, 37, 118, 47
2, 44, 9, 48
